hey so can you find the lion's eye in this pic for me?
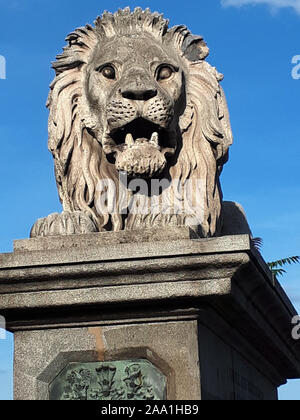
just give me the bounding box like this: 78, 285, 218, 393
157, 66, 174, 81
100, 65, 116, 80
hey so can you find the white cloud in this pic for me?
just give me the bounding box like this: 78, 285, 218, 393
221, 0, 300, 15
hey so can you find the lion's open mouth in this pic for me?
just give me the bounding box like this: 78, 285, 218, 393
108, 118, 175, 154
102, 118, 177, 178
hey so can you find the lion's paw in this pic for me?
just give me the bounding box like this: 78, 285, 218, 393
30, 211, 98, 238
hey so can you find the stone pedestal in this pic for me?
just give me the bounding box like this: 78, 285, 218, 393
0, 228, 299, 400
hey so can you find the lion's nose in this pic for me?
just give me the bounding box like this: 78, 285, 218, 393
121, 87, 157, 101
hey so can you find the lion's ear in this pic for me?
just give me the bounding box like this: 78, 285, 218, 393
166, 27, 209, 62
182, 35, 210, 62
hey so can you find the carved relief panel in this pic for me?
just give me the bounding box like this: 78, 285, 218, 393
49, 359, 166, 400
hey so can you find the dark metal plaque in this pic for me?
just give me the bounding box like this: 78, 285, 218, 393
49, 359, 166, 400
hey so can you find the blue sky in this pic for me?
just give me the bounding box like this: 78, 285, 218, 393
0, 0, 299, 400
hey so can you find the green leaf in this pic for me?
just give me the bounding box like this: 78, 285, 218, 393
268, 256, 300, 270
271, 268, 287, 277
252, 237, 263, 251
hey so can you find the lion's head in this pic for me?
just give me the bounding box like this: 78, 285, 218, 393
48, 8, 233, 237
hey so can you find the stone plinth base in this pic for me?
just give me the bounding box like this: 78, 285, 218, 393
0, 228, 299, 400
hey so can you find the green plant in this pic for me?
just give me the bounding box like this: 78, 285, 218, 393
268, 256, 300, 278
252, 238, 300, 279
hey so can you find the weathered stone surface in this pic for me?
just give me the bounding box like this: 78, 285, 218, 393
19, 208, 253, 253
15, 226, 196, 253
1, 233, 299, 400
198, 321, 278, 400
30, 7, 234, 238
0, 232, 252, 302
14, 322, 201, 400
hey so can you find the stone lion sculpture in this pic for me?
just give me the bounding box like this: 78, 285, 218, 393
31, 8, 239, 238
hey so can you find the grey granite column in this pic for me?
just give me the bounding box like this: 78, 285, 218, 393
0, 228, 299, 400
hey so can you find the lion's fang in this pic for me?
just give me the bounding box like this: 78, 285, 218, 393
125, 133, 135, 147
150, 132, 159, 147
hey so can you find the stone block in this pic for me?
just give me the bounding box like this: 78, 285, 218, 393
0, 231, 299, 400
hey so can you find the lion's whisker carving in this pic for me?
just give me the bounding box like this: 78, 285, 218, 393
30, 7, 233, 238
